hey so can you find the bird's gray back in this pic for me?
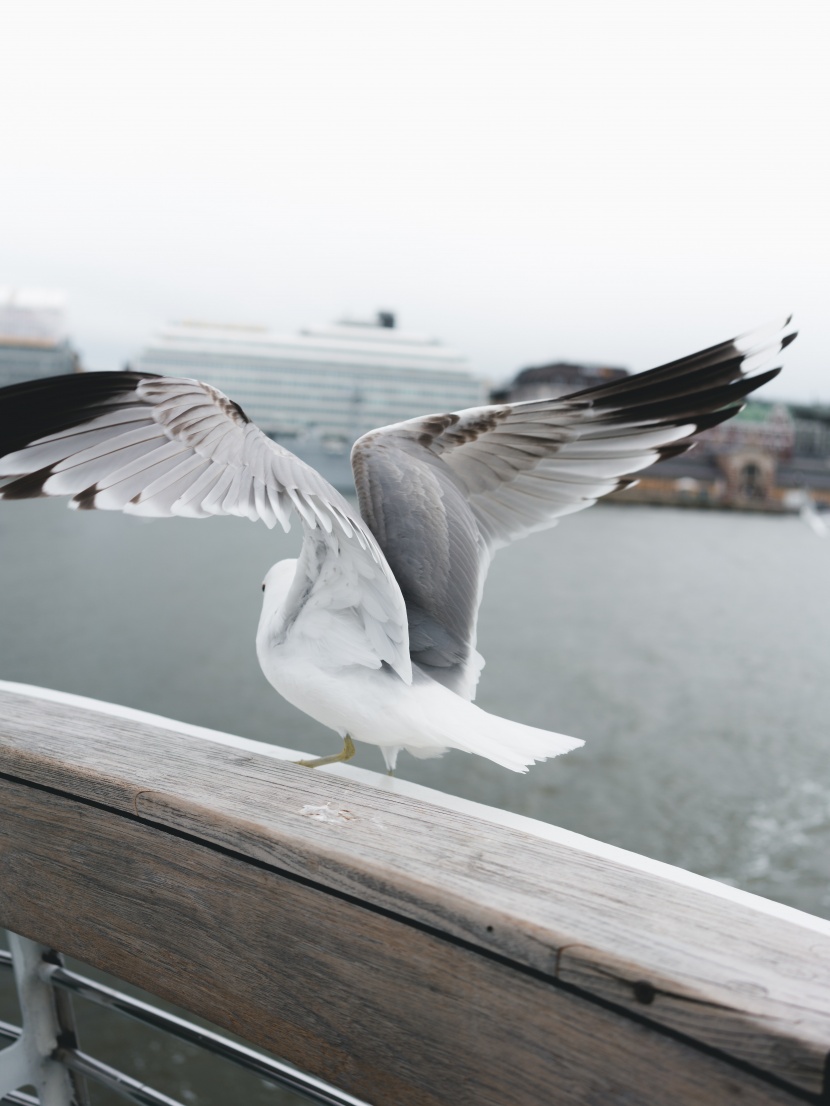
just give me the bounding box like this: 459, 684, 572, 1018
353, 428, 485, 695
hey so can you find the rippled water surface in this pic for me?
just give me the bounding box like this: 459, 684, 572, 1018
2, 498, 830, 1101
2, 498, 829, 915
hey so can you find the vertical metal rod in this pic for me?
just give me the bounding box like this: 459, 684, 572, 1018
0, 934, 84, 1106
38, 954, 89, 1106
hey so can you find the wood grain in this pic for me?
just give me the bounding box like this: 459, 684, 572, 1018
1, 685, 829, 1103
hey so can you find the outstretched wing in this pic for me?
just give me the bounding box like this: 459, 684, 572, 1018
0, 371, 411, 682
352, 318, 795, 698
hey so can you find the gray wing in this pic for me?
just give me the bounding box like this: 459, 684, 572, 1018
0, 370, 411, 682
352, 318, 795, 698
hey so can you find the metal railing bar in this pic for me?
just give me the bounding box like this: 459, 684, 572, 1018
0, 1021, 20, 1045
0, 1025, 32, 1106
3, 950, 369, 1106
56, 1049, 185, 1106
43, 964, 369, 1106
2, 940, 90, 1106
1, 1018, 179, 1106
0, 1024, 35, 1105
1, 1091, 40, 1105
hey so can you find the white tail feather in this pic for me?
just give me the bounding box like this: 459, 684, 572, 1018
406, 681, 584, 773
446, 704, 583, 772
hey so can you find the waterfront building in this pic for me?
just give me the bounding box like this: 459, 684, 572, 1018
701, 401, 796, 458
619, 401, 830, 510
133, 313, 485, 450
490, 360, 628, 404
0, 288, 80, 387
494, 352, 830, 510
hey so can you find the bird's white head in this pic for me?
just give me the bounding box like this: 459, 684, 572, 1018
260, 558, 299, 612
257, 558, 300, 653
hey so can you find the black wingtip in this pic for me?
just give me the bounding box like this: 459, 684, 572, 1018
749, 365, 782, 387
0, 371, 155, 459
690, 405, 745, 433
780, 331, 798, 351
658, 442, 694, 461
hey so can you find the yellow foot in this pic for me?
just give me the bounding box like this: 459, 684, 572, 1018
296, 734, 356, 769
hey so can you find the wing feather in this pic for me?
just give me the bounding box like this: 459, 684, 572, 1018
171, 460, 228, 515
0, 371, 411, 683
353, 318, 795, 696
128, 454, 212, 507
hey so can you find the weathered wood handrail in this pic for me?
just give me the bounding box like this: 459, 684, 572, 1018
1, 681, 829, 1106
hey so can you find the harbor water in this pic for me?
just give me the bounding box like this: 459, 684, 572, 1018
2, 497, 829, 1102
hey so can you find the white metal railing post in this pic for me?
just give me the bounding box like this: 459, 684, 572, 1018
0, 932, 76, 1106
2, 944, 367, 1106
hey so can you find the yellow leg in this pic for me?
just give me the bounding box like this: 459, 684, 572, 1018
296, 734, 356, 769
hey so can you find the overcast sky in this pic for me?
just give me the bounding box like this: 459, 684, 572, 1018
2, 0, 827, 399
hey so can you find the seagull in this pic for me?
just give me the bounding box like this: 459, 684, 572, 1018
0, 318, 795, 773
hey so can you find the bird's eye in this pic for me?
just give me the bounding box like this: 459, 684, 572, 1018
261, 583, 266, 592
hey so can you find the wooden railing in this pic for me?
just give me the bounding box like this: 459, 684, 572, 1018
1, 681, 829, 1106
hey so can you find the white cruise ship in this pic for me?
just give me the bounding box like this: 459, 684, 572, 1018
133, 312, 485, 486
